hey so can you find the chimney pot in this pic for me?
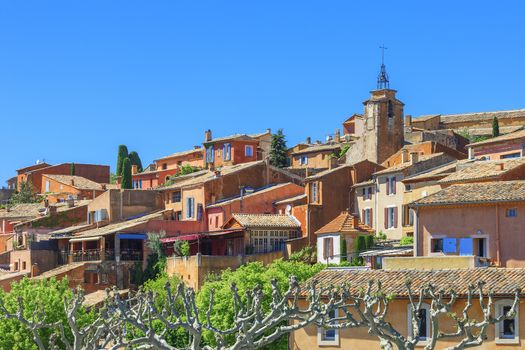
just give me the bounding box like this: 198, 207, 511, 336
306, 137, 311, 144
334, 129, 341, 143
266, 128, 271, 134
410, 152, 419, 164
131, 165, 138, 175
402, 149, 410, 163
205, 129, 212, 142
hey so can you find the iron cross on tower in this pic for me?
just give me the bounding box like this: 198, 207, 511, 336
377, 44, 390, 89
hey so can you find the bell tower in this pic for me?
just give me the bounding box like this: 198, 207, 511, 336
347, 46, 404, 165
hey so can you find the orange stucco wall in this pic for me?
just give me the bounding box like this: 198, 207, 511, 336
470, 140, 525, 160
290, 151, 334, 169
206, 140, 259, 168
416, 203, 525, 267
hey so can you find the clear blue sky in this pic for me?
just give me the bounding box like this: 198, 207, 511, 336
2, 1, 524, 184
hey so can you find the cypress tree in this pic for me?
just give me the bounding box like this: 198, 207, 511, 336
492, 116, 500, 138
70, 163, 75, 176
121, 157, 133, 189
269, 129, 288, 168
128, 151, 143, 173
116, 145, 129, 176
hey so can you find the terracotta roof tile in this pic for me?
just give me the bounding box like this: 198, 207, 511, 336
315, 211, 374, 235
231, 213, 301, 229
440, 109, 525, 124
438, 158, 525, 184
291, 143, 341, 156
302, 268, 525, 297
468, 128, 525, 147
156, 148, 204, 161
373, 153, 446, 176
412, 180, 525, 206
43, 174, 104, 191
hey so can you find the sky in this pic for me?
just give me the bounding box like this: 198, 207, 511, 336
1, 1, 524, 184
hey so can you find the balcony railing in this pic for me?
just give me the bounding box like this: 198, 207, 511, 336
70, 249, 101, 262
120, 249, 143, 261
68, 249, 143, 262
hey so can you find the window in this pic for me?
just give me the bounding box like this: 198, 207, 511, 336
501, 152, 521, 159
206, 146, 214, 163
311, 182, 319, 203
402, 205, 414, 226
495, 300, 519, 344
323, 237, 333, 260
299, 155, 308, 165
186, 197, 195, 219
223, 143, 231, 160
430, 237, 459, 254
162, 163, 167, 170
362, 187, 372, 200
173, 211, 182, 221
506, 208, 517, 217
386, 176, 396, 195
317, 309, 339, 346
45, 180, 50, 193
171, 191, 181, 203
363, 208, 372, 227
385, 207, 397, 229
245, 145, 253, 157
407, 304, 430, 343
387, 100, 394, 119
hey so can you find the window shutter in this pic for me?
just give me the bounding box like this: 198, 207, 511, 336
329, 238, 333, 258
323, 238, 327, 259
362, 209, 365, 222
384, 208, 388, 229
394, 207, 398, 228
197, 204, 203, 221
386, 178, 390, 195
392, 177, 397, 195
370, 208, 373, 226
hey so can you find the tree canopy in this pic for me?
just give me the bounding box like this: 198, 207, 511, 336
128, 151, 143, 173
492, 116, 500, 138
120, 157, 133, 189
10, 181, 41, 204
116, 144, 129, 176
269, 129, 288, 168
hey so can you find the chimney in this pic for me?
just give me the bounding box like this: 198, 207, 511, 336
401, 149, 410, 163
306, 137, 311, 144
204, 129, 212, 142
334, 129, 341, 143
266, 128, 271, 134
352, 214, 359, 228
496, 163, 505, 171
410, 152, 419, 164
70, 179, 75, 186
194, 145, 200, 150
131, 165, 138, 175
405, 115, 413, 128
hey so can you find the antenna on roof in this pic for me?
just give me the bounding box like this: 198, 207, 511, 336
377, 44, 390, 89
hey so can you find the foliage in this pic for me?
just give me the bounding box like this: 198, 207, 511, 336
376, 231, 387, 241
128, 151, 143, 173
135, 231, 168, 284
10, 181, 41, 204
173, 240, 190, 257
161, 165, 201, 187
196, 260, 325, 347
116, 144, 129, 176
340, 238, 347, 261
120, 157, 133, 189
331, 143, 350, 159
400, 236, 414, 246
109, 173, 118, 184
70, 163, 75, 176
457, 128, 490, 143
352, 235, 374, 266
0, 277, 94, 350
269, 129, 288, 168
492, 116, 500, 138
287, 245, 317, 264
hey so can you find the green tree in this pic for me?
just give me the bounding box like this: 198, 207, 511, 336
269, 129, 288, 168
10, 181, 40, 204
340, 238, 348, 261
116, 144, 129, 176
70, 162, 75, 176
400, 236, 414, 246
128, 151, 143, 173
196, 260, 325, 348
120, 157, 133, 189
0, 277, 94, 350
492, 116, 500, 138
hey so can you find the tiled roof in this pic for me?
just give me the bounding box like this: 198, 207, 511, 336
465, 125, 523, 137
468, 128, 525, 147
315, 211, 374, 235
231, 213, 301, 229
0, 200, 91, 220
440, 109, 525, 125
43, 174, 104, 191
156, 148, 204, 161
438, 158, 525, 184
412, 114, 440, 122
402, 162, 458, 183
206, 183, 299, 208
352, 179, 375, 188
302, 268, 525, 297
373, 153, 445, 176
305, 164, 352, 181
53, 210, 167, 239
291, 143, 341, 156
248, 130, 271, 139
273, 194, 307, 206
411, 180, 525, 207
205, 134, 256, 144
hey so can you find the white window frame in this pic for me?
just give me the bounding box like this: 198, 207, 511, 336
45, 180, 50, 193
186, 197, 195, 219
407, 303, 431, 346
495, 299, 519, 344
363, 207, 372, 227
245, 145, 253, 157
299, 155, 308, 165
317, 309, 340, 346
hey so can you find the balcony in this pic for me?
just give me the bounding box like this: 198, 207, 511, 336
70, 249, 101, 262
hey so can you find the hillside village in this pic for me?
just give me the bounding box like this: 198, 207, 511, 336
4, 70, 525, 348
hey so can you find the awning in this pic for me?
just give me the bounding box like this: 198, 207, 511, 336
117, 233, 148, 240
161, 234, 201, 243
69, 236, 102, 243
